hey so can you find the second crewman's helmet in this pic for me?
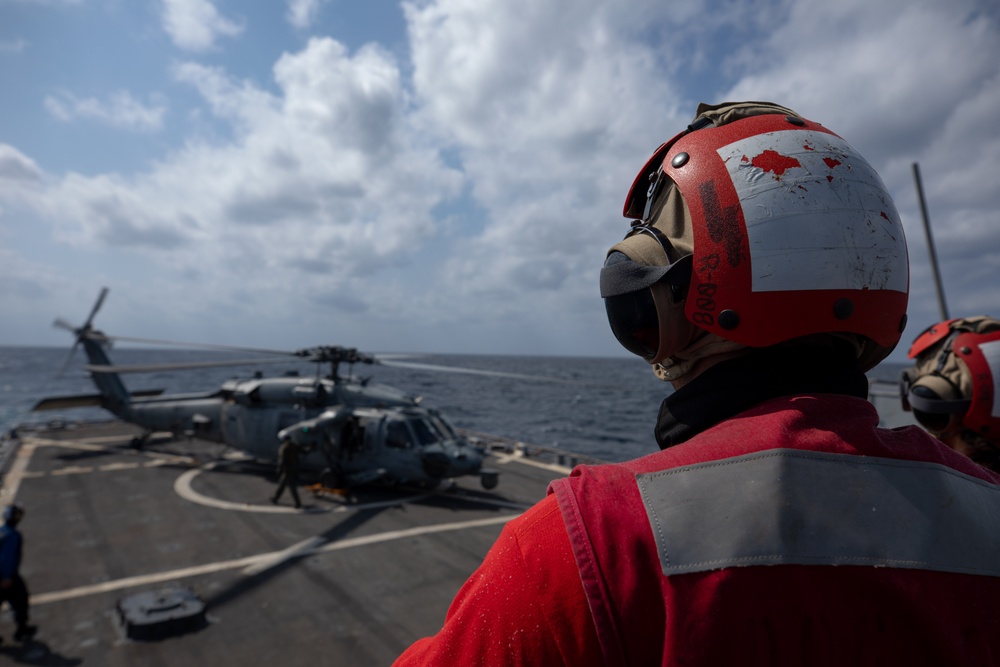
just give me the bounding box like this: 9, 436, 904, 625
901, 316, 1000, 442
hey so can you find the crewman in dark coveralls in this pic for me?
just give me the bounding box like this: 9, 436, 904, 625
271, 438, 302, 509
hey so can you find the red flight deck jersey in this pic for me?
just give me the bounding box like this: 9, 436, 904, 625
394, 395, 1000, 666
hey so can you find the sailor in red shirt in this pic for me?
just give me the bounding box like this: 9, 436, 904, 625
394, 102, 1000, 666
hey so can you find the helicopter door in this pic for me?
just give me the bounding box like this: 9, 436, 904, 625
277, 411, 304, 432
385, 420, 413, 448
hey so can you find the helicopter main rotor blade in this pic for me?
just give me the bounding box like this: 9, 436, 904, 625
53, 318, 77, 333
85, 357, 298, 374
100, 334, 295, 357
83, 287, 109, 330
377, 359, 629, 390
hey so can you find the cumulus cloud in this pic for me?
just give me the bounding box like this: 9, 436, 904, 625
14, 37, 461, 325
43, 91, 167, 132
0, 145, 43, 185
161, 0, 244, 52
287, 0, 325, 29
405, 0, 690, 314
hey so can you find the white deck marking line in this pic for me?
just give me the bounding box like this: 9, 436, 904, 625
173, 466, 305, 514
173, 463, 436, 515
99, 462, 143, 472
0, 442, 36, 504
31, 514, 518, 606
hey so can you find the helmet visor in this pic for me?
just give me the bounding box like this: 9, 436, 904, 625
601, 251, 691, 360
605, 282, 661, 360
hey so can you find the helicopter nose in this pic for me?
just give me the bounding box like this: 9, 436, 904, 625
421, 451, 451, 478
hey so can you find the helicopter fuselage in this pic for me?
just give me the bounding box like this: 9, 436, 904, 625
114, 375, 495, 488
40, 290, 499, 491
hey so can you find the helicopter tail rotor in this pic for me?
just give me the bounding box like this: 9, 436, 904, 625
54, 287, 110, 378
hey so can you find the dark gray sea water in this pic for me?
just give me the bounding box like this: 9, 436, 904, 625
0, 347, 912, 463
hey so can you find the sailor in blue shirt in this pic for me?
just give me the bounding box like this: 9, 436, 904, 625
0, 504, 37, 643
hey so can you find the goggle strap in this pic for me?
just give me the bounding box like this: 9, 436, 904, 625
642, 169, 665, 222
628, 224, 674, 260
634, 115, 714, 222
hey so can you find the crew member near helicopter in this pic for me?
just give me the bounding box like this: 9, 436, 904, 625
901, 315, 1000, 471
394, 102, 1000, 665
327, 415, 362, 492
271, 438, 302, 509
0, 504, 37, 644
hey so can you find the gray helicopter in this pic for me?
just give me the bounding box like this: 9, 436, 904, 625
34, 288, 499, 490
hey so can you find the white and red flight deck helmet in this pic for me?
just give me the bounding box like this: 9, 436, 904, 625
601, 101, 909, 377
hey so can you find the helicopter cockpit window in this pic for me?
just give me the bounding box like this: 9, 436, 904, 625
409, 418, 439, 446
428, 414, 457, 440
386, 421, 413, 449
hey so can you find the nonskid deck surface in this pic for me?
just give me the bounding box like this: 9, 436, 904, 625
0, 421, 570, 666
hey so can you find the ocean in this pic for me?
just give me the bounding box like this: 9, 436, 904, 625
0, 346, 912, 463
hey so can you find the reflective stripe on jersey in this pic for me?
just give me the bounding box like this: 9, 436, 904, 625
716, 130, 908, 294
637, 448, 1000, 577
980, 339, 1000, 418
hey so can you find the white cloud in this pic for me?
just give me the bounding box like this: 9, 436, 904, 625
43, 91, 167, 132
161, 0, 244, 52
287, 0, 325, 29
0, 145, 43, 185
11, 37, 462, 332
403, 0, 697, 322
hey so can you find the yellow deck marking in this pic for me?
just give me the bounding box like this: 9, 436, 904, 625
493, 449, 572, 475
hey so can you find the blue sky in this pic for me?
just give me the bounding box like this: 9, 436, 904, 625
1, 0, 998, 363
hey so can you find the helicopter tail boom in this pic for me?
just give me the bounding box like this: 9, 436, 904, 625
55, 288, 134, 419
32, 388, 166, 412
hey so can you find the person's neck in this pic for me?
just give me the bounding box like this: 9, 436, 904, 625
655, 344, 868, 449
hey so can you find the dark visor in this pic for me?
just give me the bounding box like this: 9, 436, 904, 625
601, 251, 691, 360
